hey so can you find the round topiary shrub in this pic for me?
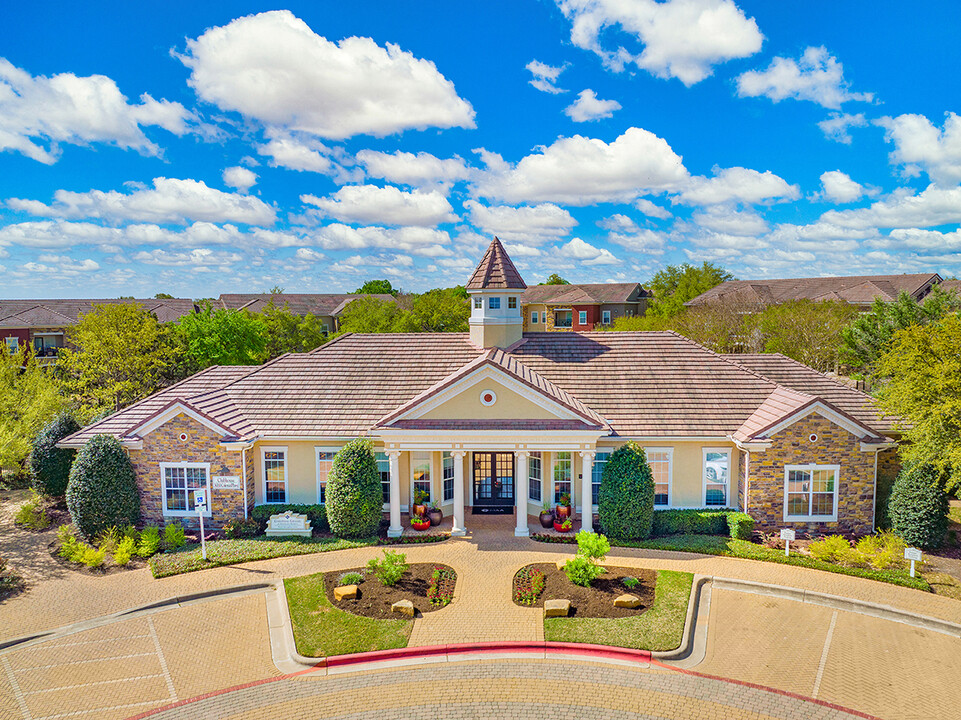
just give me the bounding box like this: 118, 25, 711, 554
30, 412, 81, 496
888, 463, 949, 549
66, 434, 140, 540
325, 438, 382, 538
598, 441, 655, 540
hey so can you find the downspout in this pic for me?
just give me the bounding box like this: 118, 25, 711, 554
743, 450, 750, 514
242, 445, 249, 520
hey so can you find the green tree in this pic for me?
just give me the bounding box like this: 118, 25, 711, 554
355, 279, 398, 295
324, 438, 382, 538
539, 273, 570, 286
754, 300, 858, 372
337, 296, 409, 333
0, 349, 67, 476
597, 441, 655, 540
841, 287, 960, 377
876, 313, 961, 487
175, 303, 266, 371
646, 262, 734, 318
29, 412, 80, 496
58, 303, 179, 416
396, 287, 470, 332
66, 435, 140, 540
259, 302, 328, 359
153, 293, 174, 299
888, 463, 949, 549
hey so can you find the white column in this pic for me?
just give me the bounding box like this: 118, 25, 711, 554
515, 450, 530, 537
451, 450, 467, 536
387, 450, 403, 538
580, 451, 595, 533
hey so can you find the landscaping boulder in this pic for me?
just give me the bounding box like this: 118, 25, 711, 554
614, 593, 641, 609
334, 584, 358, 601
544, 599, 571, 618
391, 599, 415, 617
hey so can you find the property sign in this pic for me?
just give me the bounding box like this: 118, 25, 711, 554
780, 529, 796, 541
904, 547, 922, 561
212, 475, 241, 490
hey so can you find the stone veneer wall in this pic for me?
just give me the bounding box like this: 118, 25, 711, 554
127, 414, 249, 529
746, 413, 876, 535
877, 447, 902, 482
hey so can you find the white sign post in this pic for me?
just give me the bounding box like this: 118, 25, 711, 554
194, 490, 208, 561
905, 547, 922, 578
780, 528, 796, 557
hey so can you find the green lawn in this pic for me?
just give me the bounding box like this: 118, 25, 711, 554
149, 536, 377, 578
284, 572, 412, 657
544, 570, 693, 651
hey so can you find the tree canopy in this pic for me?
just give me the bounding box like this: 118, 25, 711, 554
539, 273, 570, 286
645, 262, 734, 318
337, 288, 469, 334
0, 348, 67, 474
175, 303, 266, 370
355, 279, 398, 295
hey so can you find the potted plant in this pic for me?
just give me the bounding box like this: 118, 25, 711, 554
411, 489, 429, 518
428, 501, 444, 527
553, 516, 573, 533
555, 492, 572, 521
411, 513, 431, 531
539, 501, 554, 528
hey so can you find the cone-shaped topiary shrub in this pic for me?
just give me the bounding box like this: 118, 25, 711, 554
325, 438, 382, 538
598, 441, 654, 540
66, 435, 140, 540
888, 462, 949, 549
30, 412, 81, 496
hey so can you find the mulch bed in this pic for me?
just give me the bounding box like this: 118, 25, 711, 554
324, 563, 456, 619
513, 563, 656, 618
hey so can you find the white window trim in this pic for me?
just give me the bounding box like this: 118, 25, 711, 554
375, 451, 391, 512
784, 464, 840, 522
160, 462, 211, 518
590, 452, 611, 511
411, 450, 432, 504
261, 446, 288, 504
578, 310, 588, 324
551, 452, 572, 504
528, 452, 543, 503
314, 446, 340, 504
601, 310, 611, 325
702, 447, 732, 508
531, 311, 538, 324
644, 447, 673, 507
442, 451, 455, 504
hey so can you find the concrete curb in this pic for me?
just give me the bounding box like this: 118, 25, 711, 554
652, 574, 712, 666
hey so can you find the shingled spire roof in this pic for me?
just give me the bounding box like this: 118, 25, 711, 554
466, 237, 527, 291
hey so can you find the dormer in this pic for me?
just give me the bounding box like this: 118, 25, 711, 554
465, 237, 527, 349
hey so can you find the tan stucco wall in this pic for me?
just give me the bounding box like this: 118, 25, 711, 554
469, 321, 522, 349
422, 377, 562, 420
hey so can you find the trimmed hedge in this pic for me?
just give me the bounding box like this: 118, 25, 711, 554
888, 463, 949, 549
30, 412, 81, 496
651, 508, 754, 540
250, 504, 328, 533
598, 441, 655, 540
66, 435, 140, 540
325, 439, 383, 539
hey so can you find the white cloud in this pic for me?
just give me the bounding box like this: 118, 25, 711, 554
557, 0, 763, 85
256, 130, 333, 173
634, 198, 672, 219
464, 200, 577, 244
179, 10, 475, 139
881, 228, 961, 251
526, 60, 567, 94
818, 112, 868, 144
223, 166, 257, 193
557, 237, 619, 265
605, 227, 667, 255
294, 248, 326, 262
597, 214, 639, 233
0, 58, 193, 164
691, 205, 768, 235
23, 258, 99, 273
736, 46, 873, 109
132, 248, 243, 267
355, 150, 469, 188
876, 112, 961, 186
817, 171, 865, 204
674, 166, 799, 206
472, 127, 688, 205
311, 223, 452, 256
820, 184, 961, 230
302, 185, 457, 227
564, 89, 621, 122
8, 177, 276, 225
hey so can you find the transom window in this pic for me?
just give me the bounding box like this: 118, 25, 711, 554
553, 452, 572, 504
704, 449, 730, 507
602, 310, 612, 325
578, 310, 588, 324
316, 450, 336, 504
263, 448, 287, 504
412, 451, 431, 504
508, 297, 517, 309
488, 297, 501, 310
785, 465, 839, 522
646, 449, 672, 506
528, 452, 542, 502
162, 463, 210, 516
591, 452, 610, 506
442, 451, 455, 502
375, 452, 390, 504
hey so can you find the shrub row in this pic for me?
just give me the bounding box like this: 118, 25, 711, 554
647, 508, 754, 540
250, 504, 328, 533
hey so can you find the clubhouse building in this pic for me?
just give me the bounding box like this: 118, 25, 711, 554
61, 239, 899, 537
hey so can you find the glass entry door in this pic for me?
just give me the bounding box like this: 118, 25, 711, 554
473, 452, 515, 506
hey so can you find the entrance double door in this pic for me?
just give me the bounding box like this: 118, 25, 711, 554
473, 452, 514, 507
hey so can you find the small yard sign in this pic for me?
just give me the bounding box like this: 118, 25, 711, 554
194, 490, 208, 561
780, 528, 796, 557
905, 547, 922, 577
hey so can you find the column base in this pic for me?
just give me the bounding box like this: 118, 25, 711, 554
387, 527, 403, 538
514, 527, 530, 537
450, 528, 467, 537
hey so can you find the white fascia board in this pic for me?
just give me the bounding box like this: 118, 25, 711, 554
125, 402, 234, 439
761, 403, 877, 441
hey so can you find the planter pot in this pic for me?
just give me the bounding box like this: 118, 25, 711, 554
539, 511, 554, 528
411, 520, 431, 531
555, 505, 571, 521
411, 503, 428, 518
553, 520, 572, 533
428, 509, 443, 526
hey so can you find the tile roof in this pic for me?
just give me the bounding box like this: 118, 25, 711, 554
466, 237, 527, 291
686, 273, 942, 307
218, 293, 394, 316
520, 283, 645, 305
0, 299, 196, 328
62, 332, 894, 445
940, 279, 961, 294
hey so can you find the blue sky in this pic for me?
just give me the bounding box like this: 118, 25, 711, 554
0, 1, 959, 299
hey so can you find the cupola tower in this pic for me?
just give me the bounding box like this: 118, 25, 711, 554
465, 237, 527, 349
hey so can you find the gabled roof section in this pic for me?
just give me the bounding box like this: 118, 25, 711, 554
123, 399, 243, 441
218, 293, 394, 316
375, 347, 607, 431
0, 298, 197, 329
466, 237, 527, 291
520, 283, 644, 305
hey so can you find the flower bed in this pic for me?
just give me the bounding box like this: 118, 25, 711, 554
513, 565, 546, 606
513, 563, 656, 619
325, 562, 457, 618
427, 565, 456, 607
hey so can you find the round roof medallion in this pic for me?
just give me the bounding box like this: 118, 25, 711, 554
179, 432, 188, 442
480, 390, 497, 406
809, 433, 818, 443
